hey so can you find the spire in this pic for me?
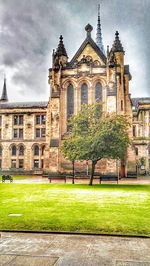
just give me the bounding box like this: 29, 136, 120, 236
56, 35, 68, 57
96, 3, 105, 54
0, 74, 8, 102
112, 31, 124, 53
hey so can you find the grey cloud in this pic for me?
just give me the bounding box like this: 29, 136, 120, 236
0, 0, 150, 101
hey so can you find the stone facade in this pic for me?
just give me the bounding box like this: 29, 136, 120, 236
0, 102, 47, 174
0, 16, 149, 176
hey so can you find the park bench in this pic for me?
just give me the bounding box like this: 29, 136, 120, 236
127, 172, 137, 178
48, 174, 67, 183
99, 175, 119, 184
2, 175, 13, 183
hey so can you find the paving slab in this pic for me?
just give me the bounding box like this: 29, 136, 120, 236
0, 232, 150, 266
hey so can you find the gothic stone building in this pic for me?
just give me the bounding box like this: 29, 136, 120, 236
0, 10, 150, 176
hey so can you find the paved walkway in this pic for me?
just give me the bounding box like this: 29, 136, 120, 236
0, 232, 150, 265
13, 176, 150, 184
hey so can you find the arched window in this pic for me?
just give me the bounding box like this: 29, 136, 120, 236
12, 145, 16, 156
0, 146, 2, 156
19, 145, 24, 156
81, 83, 88, 105
34, 145, 39, 156
67, 84, 74, 119
95, 82, 102, 103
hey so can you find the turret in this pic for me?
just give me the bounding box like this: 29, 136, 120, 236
0, 75, 8, 102
53, 35, 68, 69
111, 31, 124, 66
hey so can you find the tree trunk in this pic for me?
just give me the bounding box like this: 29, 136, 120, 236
89, 160, 96, 186
72, 160, 75, 184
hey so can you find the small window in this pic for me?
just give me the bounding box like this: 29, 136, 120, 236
41, 128, 46, 138
19, 129, 23, 139
34, 160, 39, 168
11, 159, 16, 168
149, 159, 150, 169
19, 146, 24, 156
42, 115, 46, 124
36, 115, 41, 124
0, 129, 1, 139
12, 145, 17, 156
14, 116, 18, 125
13, 129, 18, 138
14, 115, 23, 125
19, 159, 24, 169
0, 159, 2, 169
36, 128, 40, 138
34, 145, 39, 156
0, 116, 2, 126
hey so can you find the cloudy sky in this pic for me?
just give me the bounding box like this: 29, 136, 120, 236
0, 0, 149, 102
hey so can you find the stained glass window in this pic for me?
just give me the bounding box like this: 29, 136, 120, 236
67, 84, 74, 119
81, 83, 88, 105
95, 82, 102, 102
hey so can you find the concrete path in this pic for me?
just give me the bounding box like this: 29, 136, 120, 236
12, 176, 150, 184
0, 232, 150, 265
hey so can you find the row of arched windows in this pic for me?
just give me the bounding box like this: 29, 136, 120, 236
0, 144, 45, 169
67, 82, 102, 119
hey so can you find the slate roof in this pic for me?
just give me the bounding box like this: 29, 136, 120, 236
0, 101, 48, 109
131, 98, 150, 110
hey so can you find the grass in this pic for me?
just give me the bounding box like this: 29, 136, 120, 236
0, 183, 150, 236
0, 175, 37, 181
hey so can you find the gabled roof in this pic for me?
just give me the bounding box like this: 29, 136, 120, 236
70, 34, 106, 66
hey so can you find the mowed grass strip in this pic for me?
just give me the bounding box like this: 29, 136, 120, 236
0, 184, 150, 236
0, 175, 38, 181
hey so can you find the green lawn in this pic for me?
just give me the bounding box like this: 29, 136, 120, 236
0, 184, 150, 236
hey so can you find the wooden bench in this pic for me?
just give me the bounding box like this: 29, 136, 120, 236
99, 175, 119, 184
48, 175, 67, 183
2, 175, 13, 183
127, 172, 137, 178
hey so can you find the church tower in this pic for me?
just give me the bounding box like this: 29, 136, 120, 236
46, 5, 136, 177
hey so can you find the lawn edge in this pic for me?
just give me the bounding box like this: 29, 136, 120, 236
0, 229, 150, 238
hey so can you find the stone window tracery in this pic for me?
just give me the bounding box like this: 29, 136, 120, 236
95, 82, 102, 103
67, 84, 74, 119
81, 83, 88, 105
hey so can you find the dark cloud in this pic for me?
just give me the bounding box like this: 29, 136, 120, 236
0, 0, 149, 101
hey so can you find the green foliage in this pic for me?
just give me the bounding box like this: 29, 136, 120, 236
62, 104, 130, 185
139, 157, 146, 166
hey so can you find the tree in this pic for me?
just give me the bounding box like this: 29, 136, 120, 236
62, 104, 130, 185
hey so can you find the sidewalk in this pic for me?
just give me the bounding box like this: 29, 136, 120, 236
13, 176, 150, 184
0, 232, 150, 265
